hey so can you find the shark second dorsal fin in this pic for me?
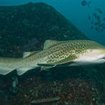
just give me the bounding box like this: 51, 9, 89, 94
23, 51, 39, 58
43, 40, 61, 49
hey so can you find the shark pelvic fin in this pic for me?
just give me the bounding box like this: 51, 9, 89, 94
38, 64, 55, 71
40, 66, 53, 71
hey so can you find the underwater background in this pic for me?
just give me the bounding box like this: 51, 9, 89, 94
0, 0, 105, 105
0, 0, 105, 45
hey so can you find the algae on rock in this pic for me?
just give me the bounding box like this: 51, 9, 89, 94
0, 2, 88, 57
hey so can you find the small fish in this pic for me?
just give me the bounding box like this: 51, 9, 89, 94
0, 40, 105, 76
95, 27, 100, 32
88, 15, 91, 20
103, 18, 105, 21
12, 76, 18, 94
95, 8, 103, 14
93, 13, 97, 18
81, 0, 92, 7
81, 0, 87, 6
90, 26, 94, 29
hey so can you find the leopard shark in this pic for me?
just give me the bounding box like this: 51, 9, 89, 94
0, 40, 105, 76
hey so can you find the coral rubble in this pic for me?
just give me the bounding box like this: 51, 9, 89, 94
31, 96, 60, 104
0, 76, 100, 105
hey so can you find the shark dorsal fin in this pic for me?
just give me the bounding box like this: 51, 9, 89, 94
23, 51, 39, 58
43, 40, 61, 49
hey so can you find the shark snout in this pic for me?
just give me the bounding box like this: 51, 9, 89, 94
96, 54, 105, 63
101, 55, 105, 59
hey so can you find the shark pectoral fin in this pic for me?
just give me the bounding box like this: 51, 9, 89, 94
68, 62, 83, 66
69, 63, 78, 66
16, 67, 35, 76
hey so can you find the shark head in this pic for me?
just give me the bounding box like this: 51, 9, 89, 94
76, 48, 105, 64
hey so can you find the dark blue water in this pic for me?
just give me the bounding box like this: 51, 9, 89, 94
0, 0, 105, 45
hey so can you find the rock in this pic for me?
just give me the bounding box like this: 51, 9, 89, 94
0, 2, 88, 57
0, 91, 7, 105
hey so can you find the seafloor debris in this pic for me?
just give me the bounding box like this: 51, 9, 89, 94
0, 75, 101, 105
31, 96, 60, 104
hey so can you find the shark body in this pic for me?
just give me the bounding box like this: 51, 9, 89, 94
0, 40, 105, 76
